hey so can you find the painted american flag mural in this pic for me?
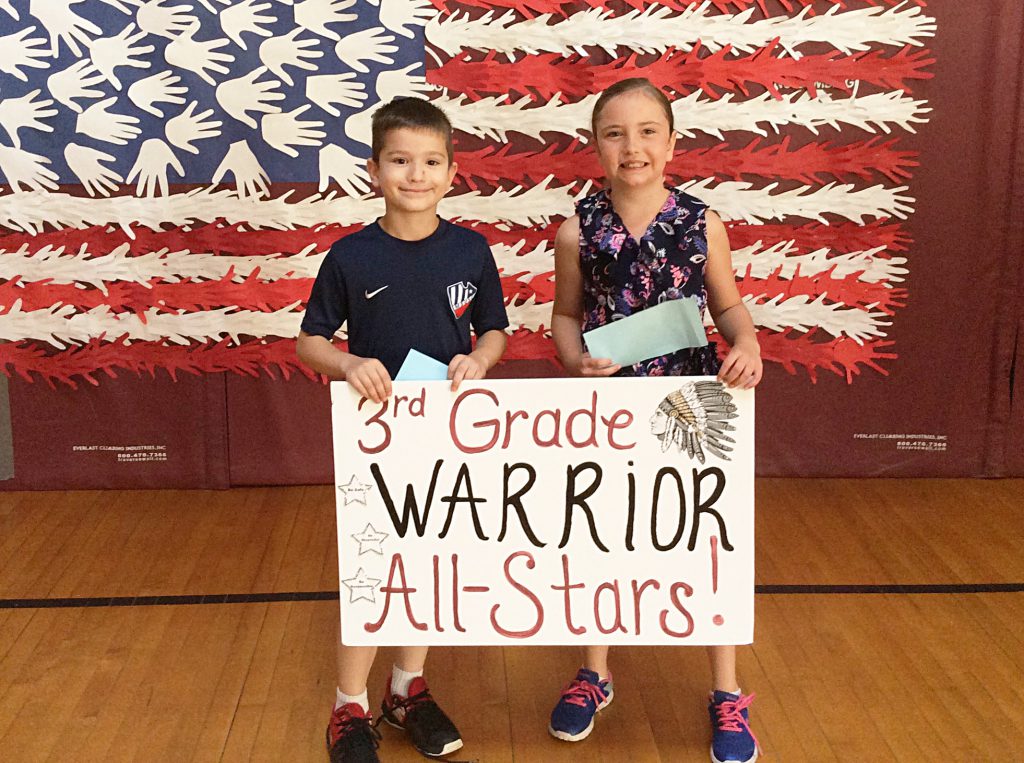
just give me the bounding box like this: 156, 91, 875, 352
0, 0, 935, 388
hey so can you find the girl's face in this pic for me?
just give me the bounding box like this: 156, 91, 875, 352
593, 89, 676, 191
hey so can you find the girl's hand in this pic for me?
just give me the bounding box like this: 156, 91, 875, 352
448, 353, 486, 392
718, 340, 762, 389
573, 353, 621, 377
344, 356, 392, 403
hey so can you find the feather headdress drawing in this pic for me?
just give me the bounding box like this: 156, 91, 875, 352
649, 381, 738, 464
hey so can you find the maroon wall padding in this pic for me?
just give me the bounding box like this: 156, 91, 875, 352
4, 375, 229, 490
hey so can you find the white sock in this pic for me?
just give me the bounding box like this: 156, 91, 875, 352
391, 664, 423, 698
336, 687, 369, 713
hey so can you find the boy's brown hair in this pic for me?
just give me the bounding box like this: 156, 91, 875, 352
371, 98, 454, 163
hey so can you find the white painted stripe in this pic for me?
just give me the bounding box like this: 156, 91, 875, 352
0, 238, 905, 290
0, 293, 889, 344
732, 241, 907, 283
417, 89, 929, 143
426, 4, 936, 58
0, 241, 547, 286
0, 178, 913, 233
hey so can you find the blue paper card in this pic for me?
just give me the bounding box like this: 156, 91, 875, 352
395, 349, 449, 381
583, 298, 707, 367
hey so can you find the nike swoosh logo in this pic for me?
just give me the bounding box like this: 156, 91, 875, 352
364, 285, 389, 299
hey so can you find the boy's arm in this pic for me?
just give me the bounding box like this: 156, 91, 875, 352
550, 215, 620, 377
296, 330, 393, 403
447, 329, 507, 391
704, 210, 762, 389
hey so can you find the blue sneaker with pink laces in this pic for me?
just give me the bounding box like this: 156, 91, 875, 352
709, 690, 759, 762
548, 668, 614, 742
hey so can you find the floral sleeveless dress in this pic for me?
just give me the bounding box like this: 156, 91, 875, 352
577, 187, 721, 377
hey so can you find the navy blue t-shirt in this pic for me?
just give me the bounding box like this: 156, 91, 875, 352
300, 219, 510, 377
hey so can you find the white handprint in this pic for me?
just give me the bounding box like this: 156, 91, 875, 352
258, 27, 322, 87
28, 0, 102, 57
0, 145, 59, 192
164, 23, 235, 86
334, 27, 396, 74
165, 100, 222, 155
294, 0, 357, 42
0, 91, 57, 149
215, 66, 284, 129
89, 23, 154, 90
306, 73, 367, 117
97, 0, 143, 13
261, 104, 325, 158
195, 0, 231, 11
0, 1, 18, 20
212, 139, 270, 198
165, 102, 220, 155
64, 143, 123, 197
127, 138, 184, 197
221, 0, 275, 50
127, 70, 188, 118
75, 97, 142, 145
137, 0, 197, 39
318, 144, 371, 197
343, 105, 371, 146
375, 62, 436, 102
0, 27, 49, 83
47, 60, 105, 114
378, 0, 433, 39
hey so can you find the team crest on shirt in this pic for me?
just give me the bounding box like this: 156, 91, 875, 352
447, 281, 477, 317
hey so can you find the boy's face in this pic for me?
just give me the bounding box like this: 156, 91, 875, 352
367, 127, 457, 216
594, 90, 676, 189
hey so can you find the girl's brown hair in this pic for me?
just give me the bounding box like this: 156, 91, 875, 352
590, 77, 674, 136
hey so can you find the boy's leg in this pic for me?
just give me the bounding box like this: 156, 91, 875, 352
327, 641, 381, 762
549, 646, 614, 742
338, 642, 379, 701
707, 645, 758, 763
380, 645, 463, 757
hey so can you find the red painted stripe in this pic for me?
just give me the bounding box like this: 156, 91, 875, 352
0, 221, 358, 258
503, 269, 904, 313
726, 220, 909, 253
0, 275, 317, 313
431, 44, 934, 103
452, 138, 920, 189
0, 330, 895, 387
428, 0, 924, 19
462, 219, 910, 255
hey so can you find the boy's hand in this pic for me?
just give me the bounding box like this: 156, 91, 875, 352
718, 339, 762, 389
570, 352, 620, 378
344, 356, 392, 403
448, 353, 486, 392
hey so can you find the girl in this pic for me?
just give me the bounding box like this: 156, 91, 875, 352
548, 77, 762, 763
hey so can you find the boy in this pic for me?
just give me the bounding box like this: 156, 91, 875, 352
297, 98, 509, 762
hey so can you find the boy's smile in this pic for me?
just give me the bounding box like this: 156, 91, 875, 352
368, 127, 458, 219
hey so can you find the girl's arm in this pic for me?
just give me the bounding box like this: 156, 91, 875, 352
704, 210, 763, 389
550, 215, 620, 377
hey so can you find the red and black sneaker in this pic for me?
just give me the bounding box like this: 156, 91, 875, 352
326, 702, 381, 763
379, 677, 464, 757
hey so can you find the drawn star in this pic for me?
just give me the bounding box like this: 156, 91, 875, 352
338, 474, 372, 505
351, 523, 388, 556
341, 568, 381, 604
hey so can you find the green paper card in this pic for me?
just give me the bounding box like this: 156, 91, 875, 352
583, 298, 707, 367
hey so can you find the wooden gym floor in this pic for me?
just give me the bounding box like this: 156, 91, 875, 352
1, 479, 1022, 762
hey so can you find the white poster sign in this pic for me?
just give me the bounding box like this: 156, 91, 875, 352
331, 378, 754, 646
